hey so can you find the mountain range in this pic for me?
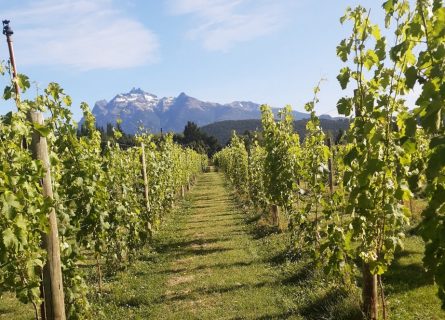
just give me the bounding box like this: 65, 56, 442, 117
85, 88, 340, 134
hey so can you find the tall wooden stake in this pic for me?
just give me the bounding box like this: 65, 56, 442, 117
326, 137, 334, 194
30, 112, 66, 320
271, 204, 280, 227
362, 262, 378, 320
3, 20, 66, 320
140, 143, 152, 232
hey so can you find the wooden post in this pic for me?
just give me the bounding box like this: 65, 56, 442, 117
5, 21, 65, 319
140, 143, 150, 212
95, 254, 102, 293
362, 262, 378, 320
140, 143, 152, 234
326, 137, 334, 194
3, 20, 19, 97
181, 185, 185, 198
29, 112, 66, 320
271, 204, 279, 227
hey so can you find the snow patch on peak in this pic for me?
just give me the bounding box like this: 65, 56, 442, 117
125, 88, 157, 99
226, 101, 257, 111
158, 96, 174, 111
144, 93, 157, 101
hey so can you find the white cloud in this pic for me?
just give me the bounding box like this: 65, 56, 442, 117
168, 0, 296, 51
3, 0, 159, 70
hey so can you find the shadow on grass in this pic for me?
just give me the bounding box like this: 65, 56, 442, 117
117, 295, 151, 308
156, 260, 255, 275
281, 264, 315, 286
300, 287, 362, 320
192, 212, 236, 219
181, 246, 233, 256
188, 216, 245, 224
191, 202, 231, 209
245, 212, 263, 224
175, 222, 244, 232
185, 220, 244, 228
165, 246, 234, 260
383, 249, 434, 294
249, 310, 298, 320
156, 237, 223, 252
248, 221, 280, 239
266, 249, 289, 265
157, 281, 271, 303
137, 253, 159, 263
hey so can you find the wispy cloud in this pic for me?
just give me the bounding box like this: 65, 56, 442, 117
3, 0, 159, 70
168, 0, 296, 51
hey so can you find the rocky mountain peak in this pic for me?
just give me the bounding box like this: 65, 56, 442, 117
83, 89, 339, 134
128, 87, 148, 95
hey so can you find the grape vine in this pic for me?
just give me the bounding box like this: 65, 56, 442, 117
0, 71, 205, 318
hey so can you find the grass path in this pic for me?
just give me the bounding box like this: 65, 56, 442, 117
96, 171, 303, 319
150, 171, 294, 318
95, 171, 445, 319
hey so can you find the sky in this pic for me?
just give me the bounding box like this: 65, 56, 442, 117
0, 0, 389, 121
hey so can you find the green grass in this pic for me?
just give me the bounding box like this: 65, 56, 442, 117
0, 293, 34, 320
89, 172, 362, 319
2, 172, 444, 319
383, 235, 444, 319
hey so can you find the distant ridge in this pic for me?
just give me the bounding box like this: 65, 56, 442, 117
82, 88, 342, 134
200, 119, 350, 145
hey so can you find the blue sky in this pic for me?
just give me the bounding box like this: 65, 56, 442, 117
1, 0, 387, 121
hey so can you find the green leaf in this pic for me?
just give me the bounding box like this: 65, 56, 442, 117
337, 67, 351, 89
3, 85, 13, 100
336, 39, 352, 62
32, 122, 51, 137
382, 0, 394, 13
419, 99, 442, 133
15, 214, 27, 229
404, 116, 417, 137
409, 21, 422, 37
430, 136, 445, 149
426, 145, 445, 180
3, 191, 21, 209
364, 50, 379, 70
432, 7, 445, 38
402, 139, 416, 153
344, 147, 358, 165
371, 25, 381, 40
3, 228, 18, 250
17, 74, 30, 91
357, 193, 372, 209
63, 95, 72, 106
390, 41, 408, 62
405, 66, 417, 89
337, 97, 353, 116
375, 38, 386, 61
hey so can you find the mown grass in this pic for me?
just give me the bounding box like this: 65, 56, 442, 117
2, 173, 444, 319
88, 172, 363, 319
0, 293, 34, 319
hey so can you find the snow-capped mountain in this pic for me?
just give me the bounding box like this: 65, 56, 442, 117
83, 88, 335, 134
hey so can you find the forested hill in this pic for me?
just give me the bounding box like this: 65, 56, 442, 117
200, 118, 350, 145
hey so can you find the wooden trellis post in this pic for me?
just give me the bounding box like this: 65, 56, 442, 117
30, 112, 66, 320
3, 20, 66, 320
